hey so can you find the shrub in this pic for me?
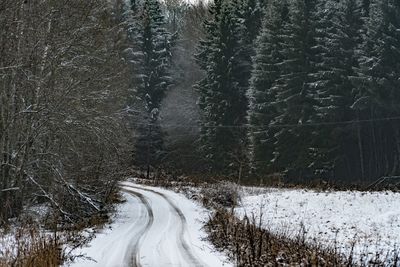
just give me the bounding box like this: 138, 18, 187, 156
205, 209, 345, 266
200, 181, 240, 208
0, 226, 64, 267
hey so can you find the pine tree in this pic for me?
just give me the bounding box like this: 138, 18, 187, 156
362, 0, 371, 16
241, 0, 263, 45
352, 0, 400, 180
195, 0, 250, 173
271, 0, 318, 178
247, 0, 289, 174
125, 0, 174, 170
139, 0, 173, 110
130, 0, 138, 12
307, 0, 363, 180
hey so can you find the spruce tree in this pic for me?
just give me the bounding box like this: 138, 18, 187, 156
307, 0, 363, 180
352, 0, 400, 180
271, 0, 318, 178
241, 0, 263, 45
195, 0, 250, 173
247, 0, 289, 174
362, 0, 371, 16
126, 0, 174, 170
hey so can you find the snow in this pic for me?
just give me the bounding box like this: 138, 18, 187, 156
65, 192, 142, 267
0, 233, 15, 259
235, 187, 400, 262
161, 0, 211, 4
67, 182, 231, 267
0, 204, 50, 260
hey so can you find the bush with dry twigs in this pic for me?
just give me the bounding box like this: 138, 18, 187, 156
0, 226, 64, 267
205, 208, 400, 266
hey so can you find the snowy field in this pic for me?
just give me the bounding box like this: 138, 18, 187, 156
66, 182, 231, 267
235, 187, 400, 262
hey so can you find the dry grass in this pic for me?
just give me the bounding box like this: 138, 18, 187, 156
200, 181, 240, 208
205, 209, 400, 266
0, 184, 124, 266
206, 209, 346, 266
0, 226, 64, 267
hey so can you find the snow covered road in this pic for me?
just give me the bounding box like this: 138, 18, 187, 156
68, 182, 231, 267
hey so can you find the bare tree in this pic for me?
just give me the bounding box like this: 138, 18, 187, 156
0, 0, 131, 225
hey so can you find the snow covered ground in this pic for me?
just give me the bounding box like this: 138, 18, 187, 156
0, 233, 15, 259
66, 182, 231, 267
235, 187, 400, 261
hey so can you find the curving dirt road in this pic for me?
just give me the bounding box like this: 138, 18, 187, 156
120, 189, 154, 267
122, 184, 206, 267
68, 181, 231, 267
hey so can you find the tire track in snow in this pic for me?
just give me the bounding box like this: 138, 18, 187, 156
121, 189, 154, 267
122, 184, 206, 267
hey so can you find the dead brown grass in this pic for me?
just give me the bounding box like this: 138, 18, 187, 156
0, 227, 63, 267
205, 209, 400, 266
206, 209, 349, 266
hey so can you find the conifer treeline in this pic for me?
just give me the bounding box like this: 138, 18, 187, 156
125, 0, 174, 171
196, 0, 400, 184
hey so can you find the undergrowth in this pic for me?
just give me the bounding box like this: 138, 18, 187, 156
205, 209, 400, 267
0, 226, 63, 267
0, 190, 123, 267
206, 209, 346, 266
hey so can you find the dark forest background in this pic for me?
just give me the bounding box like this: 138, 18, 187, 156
1, 0, 400, 224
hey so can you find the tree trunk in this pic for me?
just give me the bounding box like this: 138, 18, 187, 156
356, 110, 365, 183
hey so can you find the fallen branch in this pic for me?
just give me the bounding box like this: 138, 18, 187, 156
1, 187, 20, 192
